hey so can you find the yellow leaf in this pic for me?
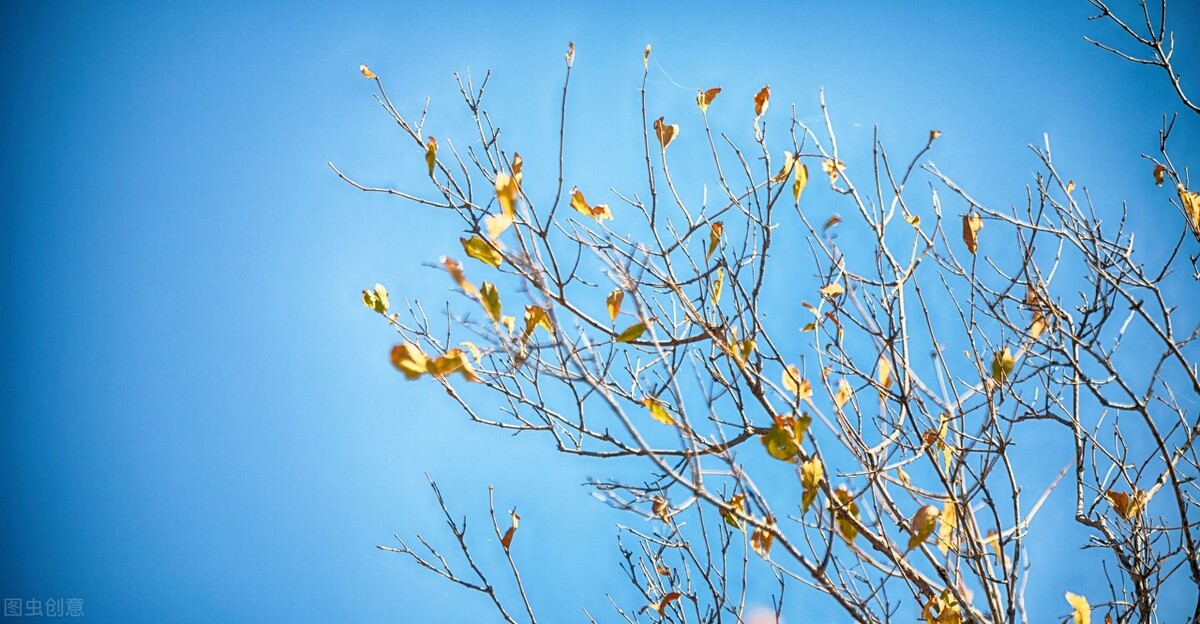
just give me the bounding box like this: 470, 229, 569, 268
485, 213, 513, 241
782, 365, 812, 401
569, 187, 613, 223
1178, 185, 1200, 241
930, 129, 942, 141
653, 116, 679, 150
461, 236, 503, 268
390, 343, 429, 380
1065, 593, 1091, 624
1030, 309, 1047, 340
772, 152, 796, 182
721, 494, 746, 530
606, 289, 623, 323
651, 496, 671, 522
643, 44, 651, 70
820, 282, 845, 298
937, 499, 957, 554
793, 162, 809, 204
427, 348, 481, 382
962, 212, 983, 255
500, 510, 520, 551
479, 282, 502, 323
711, 268, 725, 306
905, 214, 921, 228
800, 456, 823, 513
706, 221, 724, 260
834, 378, 852, 410
564, 41, 575, 67
936, 413, 953, 471
425, 136, 438, 177
1105, 489, 1149, 520
511, 152, 524, 188
877, 355, 893, 392
983, 530, 1003, 560
991, 347, 1015, 383
906, 505, 940, 551
522, 305, 553, 342
616, 322, 647, 343
494, 172, 518, 218
440, 256, 477, 296
500, 315, 516, 336
460, 341, 483, 364
362, 282, 389, 314
760, 414, 810, 462
753, 85, 770, 117
644, 591, 681, 614
897, 468, 911, 488
751, 515, 776, 557
359, 64, 377, 79
642, 397, 674, 425
1153, 163, 1166, 186
1066, 180, 1076, 195
696, 87, 721, 113
821, 159, 846, 184
832, 485, 860, 543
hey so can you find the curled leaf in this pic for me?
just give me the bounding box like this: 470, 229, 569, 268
425, 136, 438, 177
937, 499, 957, 554
906, 505, 940, 551
711, 268, 725, 306
390, 343, 429, 380
362, 282, 389, 314
651, 497, 671, 522
991, 347, 1015, 383
760, 414, 810, 462
821, 159, 846, 184
427, 348, 481, 382
500, 510, 520, 551
820, 282, 845, 298
495, 172, 518, 218
606, 288, 624, 322
877, 354, 893, 392
654, 116, 679, 150
569, 187, 613, 223
753, 85, 770, 117
1105, 489, 1149, 520
1178, 185, 1200, 242
564, 41, 575, 67
522, 305, 553, 342
644, 591, 681, 614
962, 212, 983, 255
834, 378, 852, 410
696, 87, 721, 113
616, 322, 648, 343
1153, 163, 1166, 186
793, 162, 808, 204
643, 44, 651, 70
359, 64, 377, 79
750, 515, 776, 557
930, 129, 942, 141
772, 152, 796, 182
511, 152, 523, 188
800, 457, 823, 513
440, 256, 476, 295
831, 485, 860, 543
706, 221, 724, 260
782, 365, 812, 401
461, 236, 503, 268
479, 282, 502, 323
721, 494, 746, 530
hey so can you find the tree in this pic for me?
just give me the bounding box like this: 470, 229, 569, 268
334, 4, 1199, 623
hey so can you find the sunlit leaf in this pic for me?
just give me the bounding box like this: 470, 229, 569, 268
460, 341, 483, 364
500, 315, 516, 336
706, 222, 724, 261
362, 282, 389, 314
922, 590, 962, 624
834, 378, 852, 410
772, 152, 796, 182
500, 510, 520, 551
897, 468, 912, 488
905, 214, 921, 228
643, 44, 651, 70
1030, 309, 1047, 340
425, 136, 438, 177
461, 235, 503, 268
511, 152, 524, 188
617, 322, 647, 343
359, 64, 377, 79
479, 282, 502, 323
427, 348, 481, 382
1178, 185, 1200, 242
936, 413, 953, 471
606, 288, 624, 323
991, 347, 1015, 383
643, 591, 681, 614
751, 515, 776, 557
722, 494, 746, 531
962, 212, 983, 255
793, 162, 809, 204
832, 485, 860, 543
930, 129, 942, 141
821, 159, 846, 184
696, 87, 721, 113
711, 268, 725, 306
565, 41, 575, 67
1065, 593, 1091, 624
877, 354, 893, 392
440, 256, 477, 295
1066, 180, 1076, 195
801, 457, 823, 513
495, 172, 518, 219
937, 499, 957, 554
823, 214, 843, 232
485, 213, 514, 241
651, 497, 671, 522
569, 187, 613, 223
1153, 163, 1166, 186
753, 85, 770, 117
782, 365, 812, 401
642, 397, 674, 425
1105, 488, 1149, 520
522, 305, 553, 342
984, 530, 1004, 561
390, 342, 429, 380
906, 505, 940, 551
760, 414, 810, 462
654, 116, 679, 150
820, 282, 845, 299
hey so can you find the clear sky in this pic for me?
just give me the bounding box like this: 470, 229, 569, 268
2, 1, 1197, 622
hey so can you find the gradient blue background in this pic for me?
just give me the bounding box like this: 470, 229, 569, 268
2, 1, 1197, 622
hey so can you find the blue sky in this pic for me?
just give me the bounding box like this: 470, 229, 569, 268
2, 1, 1197, 622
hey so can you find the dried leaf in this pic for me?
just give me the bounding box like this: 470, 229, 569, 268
359, 64, 377, 79
930, 129, 942, 141
500, 315, 516, 336
937, 499, 957, 554
500, 510, 520, 551
654, 116, 679, 150
760, 414, 810, 462
721, 494, 746, 530
962, 212, 983, 255
832, 485, 860, 543
461, 236, 503, 268
1153, 163, 1166, 186
569, 187, 613, 223
564, 41, 575, 67
991, 347, 1015, 383
800, 457, 823, 513
494, 172, 518, 219
820, 282, 845, 298
1178, 185, 1200, 241
823, 213, 843, 232
651, 497, 671, 522
511, 153, 524, 188
1066, 180, 1076, 195
1105, 489, 1149, 520
362, 282, 389, 314
706, 222, 724, 260
425, 136, 438, 177
782, 365, 812, 401
522, 305, 553, 342
711, 268, 725, 306
907, 505, 940, 551
821, 159, 846, 184
606, 289, 624, 322
390, 343, 430, 380
753, 85, 770, 117
644, 591, 682, 614
440, 256, 476, 295
642, 397, 674, 425
834, 378, 852, 410
460, 341, 483, 364
616, 322, 648, 343
793, 162, 809, 204
936, 413, 953, 471
427, 348, 480, 382
877, 355, 893, 392
1065, 593, 1091, 624
485, 213, 513, 241
1030, 309, 1048, 340
750, 515, 776, 557
479, 282, 502, 323
696, 87, 721, 113
772, 152, 796, 182
643, 44, 651, 70
905, 214, 921, 228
